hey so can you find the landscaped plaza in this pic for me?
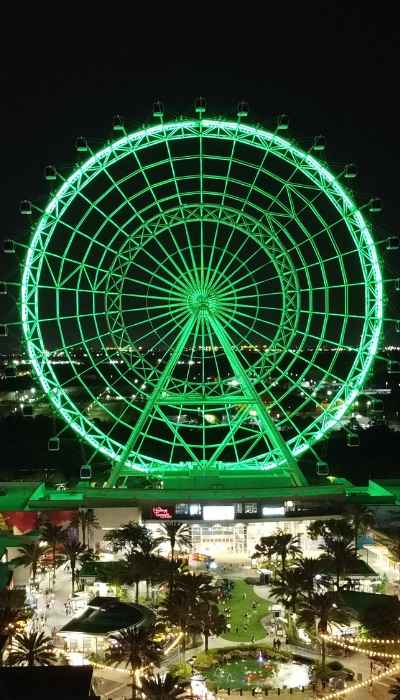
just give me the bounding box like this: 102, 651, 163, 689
3, 499, 400, 699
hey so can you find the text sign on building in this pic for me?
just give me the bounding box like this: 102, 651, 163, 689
151, 506, 174, 519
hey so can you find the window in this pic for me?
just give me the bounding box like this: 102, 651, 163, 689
244, 503, 258, 514
175, 503, 189, 515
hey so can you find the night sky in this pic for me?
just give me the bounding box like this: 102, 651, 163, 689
0, 5, 399, 344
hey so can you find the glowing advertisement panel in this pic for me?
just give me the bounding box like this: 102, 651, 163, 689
203, 506, 235, 521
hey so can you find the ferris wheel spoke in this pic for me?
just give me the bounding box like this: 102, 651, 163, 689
111, 315, 196, 479
139, 233, 197, 291
168, 316, 202, 463
220, 305, 354, 386
161, 123, 201, 288
217, 307, 345, 425
206, 128, 278, 290
204, 124, 242, 289
204, 316, 242, 463
206, 225, 255, 291
207, 313, 305, 484
39, 246, 182, 299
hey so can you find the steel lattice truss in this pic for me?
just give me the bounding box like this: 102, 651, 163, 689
20, 119, 383, 486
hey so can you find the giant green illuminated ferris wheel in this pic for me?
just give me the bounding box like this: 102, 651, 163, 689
20, 104, 383, 487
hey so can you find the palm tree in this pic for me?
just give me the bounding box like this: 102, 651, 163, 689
195, 601, 227, 652
307, 519, 354, 545
63, 539, 87, 592
104, 521, 153, 556
106, 627, 162, 700
270, 570, 304, 635
141, 554, 170, 600
10, 542, 50, 584
77, 508, 99, 547
345, 504, 375, 553
272, 530, 301, 577
0, 589, 27, 665
174, 571, 216, 605
252, 536, 276, 566
41, 522, 67, 582
164, 558, 189, 596
136, 532, 163, 558
161, 572, 217, 653
297, 592, 351, 672
140, 672, 189, 700
124, 551, 152, 603
157, 521, 191, 562
7, 630, 57, 667
294, 557, 322, 598
159, 590, 193, 656
319, 538, 357, 590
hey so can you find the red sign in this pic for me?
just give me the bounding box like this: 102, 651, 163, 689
152, 506, 173, 519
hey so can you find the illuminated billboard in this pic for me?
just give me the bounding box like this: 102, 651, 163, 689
203, 506, 235, 521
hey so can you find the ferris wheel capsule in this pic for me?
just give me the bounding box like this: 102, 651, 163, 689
112, 115, 125, 131
80, 464, 92, 480
237, 100, 249, 118
347, 432, 360, 447
388, 360, 400, 374
20, 200, 32, 215
316, 460, 329, 476
276, 113, 289, 130
195, 97, 206, 114
48, 437, 60, 452
75, 136, 89, 153
3, 239, 15, 254
44, 165, 57, 181
368, 197, 382, 213
386, 236, 400, 250
344, 163, 358, 178
312, 135, 326, 151
0, 282, 7, 295
153, 100, 164, 118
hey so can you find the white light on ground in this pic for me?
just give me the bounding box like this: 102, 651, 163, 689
191, 674, 214, 700
297, 627, 311, 644
274, 662, 310, 689
68, 652, 90, 666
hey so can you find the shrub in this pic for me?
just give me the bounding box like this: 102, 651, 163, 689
327, 661, 343, 671
195, 652, 216, 670
169, 662, 193, 681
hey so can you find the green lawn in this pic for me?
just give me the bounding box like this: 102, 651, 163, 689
219, 579, 269, 642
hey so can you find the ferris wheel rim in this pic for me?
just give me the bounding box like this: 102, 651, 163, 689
20, 117, 384, 474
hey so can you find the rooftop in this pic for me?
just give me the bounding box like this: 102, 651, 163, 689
59, 596, 154, 636
1, 477, 400, 511
341, 590, 398, 616
0, 666, 98, 700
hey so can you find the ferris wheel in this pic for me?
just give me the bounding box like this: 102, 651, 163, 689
4, 100, 386, 487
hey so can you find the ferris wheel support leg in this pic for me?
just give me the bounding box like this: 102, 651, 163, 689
106, 315, 195, 487
208, 315, 307, 488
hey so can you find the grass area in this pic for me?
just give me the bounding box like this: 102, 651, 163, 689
219, 579, 269, 642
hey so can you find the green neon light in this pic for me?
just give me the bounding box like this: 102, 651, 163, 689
20, 118, 383, 482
